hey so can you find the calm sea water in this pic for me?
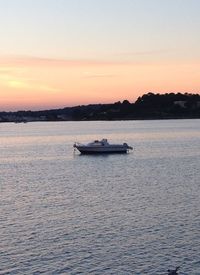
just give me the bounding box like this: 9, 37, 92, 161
0, 120, 200, 275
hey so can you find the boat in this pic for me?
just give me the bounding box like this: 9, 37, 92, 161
73, 139, 133, 154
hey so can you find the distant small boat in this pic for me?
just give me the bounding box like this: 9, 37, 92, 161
73, 139, 133, 154
168, 267, 180, 275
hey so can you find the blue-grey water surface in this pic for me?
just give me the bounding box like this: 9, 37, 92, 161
0, 120, 200, 274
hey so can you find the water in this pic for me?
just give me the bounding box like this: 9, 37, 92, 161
0, 120, 200, 274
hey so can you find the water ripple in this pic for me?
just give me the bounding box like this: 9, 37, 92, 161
0, 120, 200, 274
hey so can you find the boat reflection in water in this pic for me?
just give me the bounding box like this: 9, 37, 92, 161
73, 139, 133, 154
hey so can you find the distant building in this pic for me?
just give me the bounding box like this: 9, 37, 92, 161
174, 101, 187, 108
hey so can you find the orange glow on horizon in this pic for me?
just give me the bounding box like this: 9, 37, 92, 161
0, 55, 200, 111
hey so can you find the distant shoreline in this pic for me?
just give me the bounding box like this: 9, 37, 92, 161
1, 92, 200, 123
1, 116, 200, 124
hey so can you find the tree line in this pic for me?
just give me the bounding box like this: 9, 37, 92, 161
0, 92, 200, 122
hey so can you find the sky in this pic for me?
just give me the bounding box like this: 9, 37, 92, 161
0, 0, 200, 111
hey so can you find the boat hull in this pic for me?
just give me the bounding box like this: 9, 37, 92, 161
75, 146, 130, 154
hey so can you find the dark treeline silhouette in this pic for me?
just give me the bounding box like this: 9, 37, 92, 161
1, 92, 200, 122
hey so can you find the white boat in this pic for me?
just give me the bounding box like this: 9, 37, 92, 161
73, 139, 133, 154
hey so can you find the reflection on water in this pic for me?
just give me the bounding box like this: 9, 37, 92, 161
0, 119, 200, 274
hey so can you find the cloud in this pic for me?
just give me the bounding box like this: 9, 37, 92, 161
0, 69, 59, 93
115, 49, 172, 57
7, 79, 59, 93
0, 56, 61, 92
0, 54, 130, 68
0, 67, 27, 76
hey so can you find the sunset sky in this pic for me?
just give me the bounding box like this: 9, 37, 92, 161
0, 0, 200, 110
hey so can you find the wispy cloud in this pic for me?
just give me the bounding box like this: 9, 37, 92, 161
0, 61, 60, 93
0, 55, 128, 68
0, 67, 27, 77
115, 49, 172, 57
7, 79, 59, 92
